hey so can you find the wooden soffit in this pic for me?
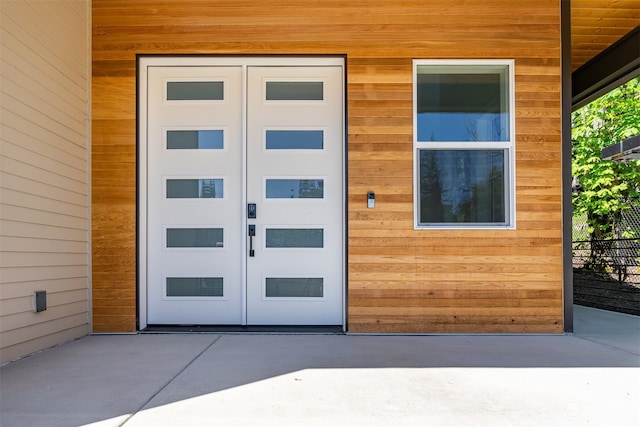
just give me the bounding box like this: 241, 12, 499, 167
571, 0, 640, 72
570, 0, 639, 109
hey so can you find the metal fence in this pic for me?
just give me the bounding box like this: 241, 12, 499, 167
572, 207, 640, 286
572, 238, 640, 284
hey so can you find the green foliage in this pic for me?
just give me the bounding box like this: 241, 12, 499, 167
572, 77, 640, 240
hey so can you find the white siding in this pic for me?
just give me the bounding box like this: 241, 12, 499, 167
0, 0, 90, 364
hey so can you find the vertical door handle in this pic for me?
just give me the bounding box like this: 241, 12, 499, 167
248, 224, 256, 257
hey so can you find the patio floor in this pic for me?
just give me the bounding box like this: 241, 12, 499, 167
1, 305, 639, 427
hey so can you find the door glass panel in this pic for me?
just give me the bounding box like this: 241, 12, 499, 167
167, 81, 224, 100
266, 179, 324, 199
166, 228, 224, 248
266, 228, 323, 248
167, 130, 224, 149
266, 130, 324, 149
265, 278, 323, 297
166, 179, 223, 199
266, 82, 323, 100
166, 277, 223, 297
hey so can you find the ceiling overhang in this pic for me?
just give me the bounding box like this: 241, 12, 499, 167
572, 26, 640, 110
570, 0, 639, 110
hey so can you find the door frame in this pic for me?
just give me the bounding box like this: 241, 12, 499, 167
137, 56, 347, 330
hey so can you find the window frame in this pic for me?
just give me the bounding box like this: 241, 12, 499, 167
413, 59, 516, 229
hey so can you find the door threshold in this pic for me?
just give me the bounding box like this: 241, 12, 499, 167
142, 325, 345, 334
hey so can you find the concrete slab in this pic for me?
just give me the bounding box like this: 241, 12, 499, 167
129, 367, 638, 427
574, 304, 640, 354
127, 334, 640, 427
1, 306, 638, 427
0, 334, 219, 427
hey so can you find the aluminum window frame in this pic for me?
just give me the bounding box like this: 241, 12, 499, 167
413, 59, 516, 229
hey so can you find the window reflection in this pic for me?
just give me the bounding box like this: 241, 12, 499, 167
166, 179, 223, 199
416, 67, 509, 142
166, 278, 223, 297
266, 228, 323, 248
167, 130, 224, 149
419, 150, 506, 224
266, 179, 324, 198
265, 278, 323, 297
166, 228, 224, 248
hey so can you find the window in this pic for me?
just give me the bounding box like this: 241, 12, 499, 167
166, 81, 224, 100
413, 60, 515, 228
265, 81, 323, 100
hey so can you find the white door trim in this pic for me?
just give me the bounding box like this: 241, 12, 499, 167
138, 56, 346, 330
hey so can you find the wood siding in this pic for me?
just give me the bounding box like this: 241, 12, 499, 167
0, 0, 90, 363
92, 0, 564, 333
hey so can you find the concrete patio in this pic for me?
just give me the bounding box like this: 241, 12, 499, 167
1, 305, 639, 427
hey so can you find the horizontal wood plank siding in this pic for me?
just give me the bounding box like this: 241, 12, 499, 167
92, 0, 564, 333
0, 0, 90, 363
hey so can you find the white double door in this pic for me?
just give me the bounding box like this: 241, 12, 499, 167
144, 60, 344, 326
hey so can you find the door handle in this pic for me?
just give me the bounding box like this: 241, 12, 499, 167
248, 224, 255, 257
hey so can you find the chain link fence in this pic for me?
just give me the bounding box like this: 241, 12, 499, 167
572, 207, 640, 315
